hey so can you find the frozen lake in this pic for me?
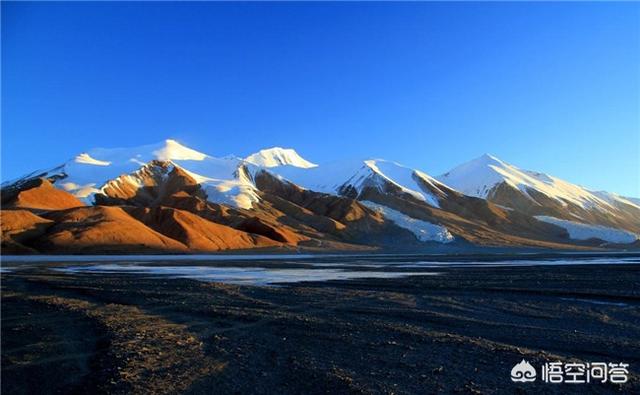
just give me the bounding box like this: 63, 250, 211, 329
2, 252, 638, 286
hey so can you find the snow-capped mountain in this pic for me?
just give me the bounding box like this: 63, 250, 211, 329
437, 154, 640, 236
5, 140, 262, 209
245, 147, 317, 168
2, 139, 639, 252
7, 141, 324, 209
437, 154, 634, 211
265, 159, 450, 208
4, 139, 205, 197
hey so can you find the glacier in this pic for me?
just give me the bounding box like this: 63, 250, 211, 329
361, 201, 454, 243
535, 216, 639, 244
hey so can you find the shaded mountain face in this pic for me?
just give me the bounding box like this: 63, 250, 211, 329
1, 210, 54, 253
1, 178, 84, 211
1, 140, 638, 254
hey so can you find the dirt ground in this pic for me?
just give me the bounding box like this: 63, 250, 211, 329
2, 258, 639, 394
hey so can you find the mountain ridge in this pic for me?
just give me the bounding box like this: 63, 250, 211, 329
2, 139, 638, 253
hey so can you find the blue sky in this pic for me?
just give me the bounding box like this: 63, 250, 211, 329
2, 2, 639, 196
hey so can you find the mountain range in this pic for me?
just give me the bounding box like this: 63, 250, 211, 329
2, 139, 639, 254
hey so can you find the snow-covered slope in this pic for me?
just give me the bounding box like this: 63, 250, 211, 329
174, 157, 260, 209
535, 216, 639, 244
269, 159, 448, 208
362, 201, 453, 243
591, 191, 640, 211
437, 154, 619, 211
627, 197, 640, 206
245, 147, 317, 168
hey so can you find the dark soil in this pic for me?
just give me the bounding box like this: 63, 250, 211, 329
2, 259, 639, 394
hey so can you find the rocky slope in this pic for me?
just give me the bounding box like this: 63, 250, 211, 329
1, 140, 638, 254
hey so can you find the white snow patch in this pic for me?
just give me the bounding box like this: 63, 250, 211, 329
74, 153, 111, 166
245, 147, 317, 168
591, 191, 640, 211
627, 196, 640, 206
362, 201, 454, 243
59, 182, 101, 200
152, 139, 207, 161
176, 159, 260, 209
535, 216, 639, 244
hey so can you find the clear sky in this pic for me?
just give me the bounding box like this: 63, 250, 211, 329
2, 2, 639, 196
